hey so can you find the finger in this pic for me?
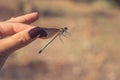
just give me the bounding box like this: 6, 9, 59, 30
0, 27, 47, 55
0, 22, 59, 39
0, 22, 32, 38
7, 12, 39, 24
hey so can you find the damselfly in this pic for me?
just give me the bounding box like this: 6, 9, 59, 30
39, 27, 68, 53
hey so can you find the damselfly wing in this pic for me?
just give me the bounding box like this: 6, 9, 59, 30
40, 27, 59, 39
39, 27, 68, 53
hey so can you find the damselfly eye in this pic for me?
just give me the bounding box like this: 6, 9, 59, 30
64, 27, 68, 30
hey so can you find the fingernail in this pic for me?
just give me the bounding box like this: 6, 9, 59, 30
29, 27, 47, 39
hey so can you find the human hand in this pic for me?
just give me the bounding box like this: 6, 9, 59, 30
0, 12, 58, 69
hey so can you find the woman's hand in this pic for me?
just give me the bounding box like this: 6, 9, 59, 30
0, 12, 48, 69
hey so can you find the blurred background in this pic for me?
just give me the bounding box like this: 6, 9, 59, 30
0, 0, 120, 80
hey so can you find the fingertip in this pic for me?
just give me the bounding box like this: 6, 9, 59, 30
7, 12, 39, 24
30, 12, 39, 19
23, 12, 39, 24
31, 12, 39, 16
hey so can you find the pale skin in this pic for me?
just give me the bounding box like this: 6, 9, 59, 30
0, 12, 50, 69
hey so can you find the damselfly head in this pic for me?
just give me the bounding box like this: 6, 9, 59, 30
59, 27, 68, 32
64, 27, 68, 30
63, 27, 68, 31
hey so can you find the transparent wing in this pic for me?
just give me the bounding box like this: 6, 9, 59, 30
40, 27, 59, 39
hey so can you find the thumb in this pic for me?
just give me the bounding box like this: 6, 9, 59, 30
0, 27, 47, 55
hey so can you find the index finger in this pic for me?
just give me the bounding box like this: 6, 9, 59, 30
0, 22, 59, 38
7, 12, 39, 24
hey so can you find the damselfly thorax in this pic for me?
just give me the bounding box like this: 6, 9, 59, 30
39, 27, 68, 53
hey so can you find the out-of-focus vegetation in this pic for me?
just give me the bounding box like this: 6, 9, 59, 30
0, 0, 120, 80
